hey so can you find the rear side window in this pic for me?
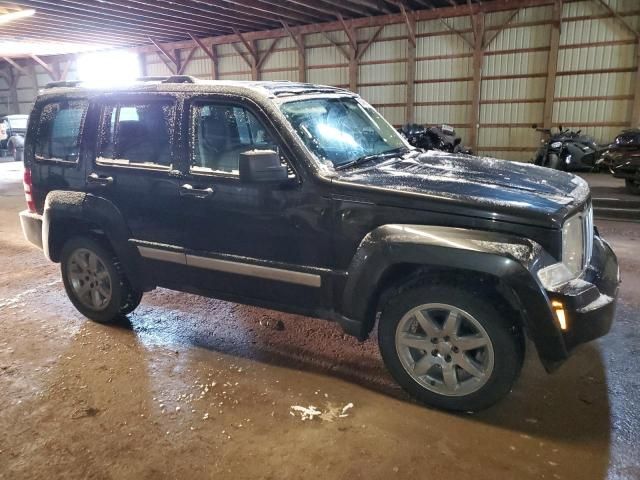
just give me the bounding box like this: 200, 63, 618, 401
97, 100, 175, 168
35, 100, 88, 163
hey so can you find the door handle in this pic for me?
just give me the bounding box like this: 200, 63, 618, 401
87, 172, 114, 186
180, 184, 214, 198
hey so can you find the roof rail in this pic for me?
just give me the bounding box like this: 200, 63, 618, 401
161, 75, 198, 84
135, 76, 170, 82
43, 80, 83, 89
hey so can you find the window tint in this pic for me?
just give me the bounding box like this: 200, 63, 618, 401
35, 100, 88, 162
191, 104, 277, 174
97, 101, 175, 167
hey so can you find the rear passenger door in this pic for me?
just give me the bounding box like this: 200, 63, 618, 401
87, 95, 185, 250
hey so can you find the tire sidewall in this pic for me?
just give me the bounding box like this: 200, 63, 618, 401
60, 237, 125, 323
378, 285, 522, 412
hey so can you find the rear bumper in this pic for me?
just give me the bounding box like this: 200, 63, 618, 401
546, 234, 619, 363
19, 210, 43, 250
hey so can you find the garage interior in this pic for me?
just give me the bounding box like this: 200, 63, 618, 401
0, 1, 639, 479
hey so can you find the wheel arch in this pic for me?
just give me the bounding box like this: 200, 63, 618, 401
340, 224, 566, 369
43, 191, 148, 290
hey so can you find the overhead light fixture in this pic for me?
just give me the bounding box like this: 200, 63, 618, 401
0, 9, 36, 25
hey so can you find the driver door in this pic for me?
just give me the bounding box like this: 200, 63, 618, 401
180, 97, 333, 313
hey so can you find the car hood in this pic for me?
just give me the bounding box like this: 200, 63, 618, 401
332, 150, 589, 225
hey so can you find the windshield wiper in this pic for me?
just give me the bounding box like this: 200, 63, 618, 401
334, 147, 409, 171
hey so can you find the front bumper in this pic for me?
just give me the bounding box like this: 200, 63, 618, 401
546, 233, 619, 358
19, 210, 43, 250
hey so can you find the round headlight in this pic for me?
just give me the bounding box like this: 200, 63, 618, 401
550, 141, 563, 149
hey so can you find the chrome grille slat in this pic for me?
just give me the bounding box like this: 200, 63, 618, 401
584, 202, 594, 269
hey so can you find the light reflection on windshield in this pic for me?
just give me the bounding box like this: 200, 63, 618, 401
280, 97, 407, 168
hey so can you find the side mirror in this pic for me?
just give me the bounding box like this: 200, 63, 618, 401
239, 149, 288, 183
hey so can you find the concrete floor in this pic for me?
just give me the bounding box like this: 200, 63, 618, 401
0, 160, 639, 480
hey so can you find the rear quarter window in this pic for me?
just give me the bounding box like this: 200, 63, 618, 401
35, 100, 88, 163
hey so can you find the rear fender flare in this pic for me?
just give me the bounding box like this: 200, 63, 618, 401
43, 191, 146, 290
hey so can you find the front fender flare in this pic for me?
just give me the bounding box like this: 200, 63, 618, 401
341, 224, 567, 369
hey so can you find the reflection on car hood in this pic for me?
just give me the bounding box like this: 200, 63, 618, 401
334, 150, 589, 221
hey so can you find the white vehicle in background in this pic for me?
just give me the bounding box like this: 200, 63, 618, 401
0, 114, 29, 162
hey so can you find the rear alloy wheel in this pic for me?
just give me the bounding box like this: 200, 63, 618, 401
378, 285, 523, 411
61, 237, 142, 323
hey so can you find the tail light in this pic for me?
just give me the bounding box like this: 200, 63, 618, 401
23, 168, 36, 213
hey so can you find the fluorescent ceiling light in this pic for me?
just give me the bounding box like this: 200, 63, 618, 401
0, 9, 35, 25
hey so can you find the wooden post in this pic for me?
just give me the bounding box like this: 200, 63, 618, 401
251, 40, 259, 80
139, 52, 147, 77
405, 12, 417, 123
468, 13, 484, 153
7, 67, 19, 113
29, 62, 39, 98
296, 33, 306, 83
632, 37, 640, 127
211, 45, 218, 80
543, 0, 562, 130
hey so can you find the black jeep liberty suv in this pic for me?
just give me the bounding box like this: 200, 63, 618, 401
20, 77, 620, 411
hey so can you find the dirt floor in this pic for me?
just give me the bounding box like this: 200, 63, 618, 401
0, 160, 639, 480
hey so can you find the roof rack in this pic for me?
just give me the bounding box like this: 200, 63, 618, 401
135, 75, 197, 84
162, 75, 197, 84
43, 80, 83, 89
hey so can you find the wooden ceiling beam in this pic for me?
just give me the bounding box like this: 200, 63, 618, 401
482, 8, 521, 48
188, 34, 217, 63
150, 0, 281, 30
30, 55, 56, 80
399, 3, 417, 47
0, 24, 136, 46
356, 25, 384, 60
5, 0, 228, 36
148, 37, 180, 74
592, 0, 639, 39
2, 57, 30, 77
2, 8, 209, 42
177, 46, 198, 75
217, 0, 333, 23
232, 27, 259, 62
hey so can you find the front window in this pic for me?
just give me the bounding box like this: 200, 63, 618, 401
279, 96, 407, 169
190, 103, 278, 175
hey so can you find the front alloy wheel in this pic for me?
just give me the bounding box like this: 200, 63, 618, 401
378, 285, 523, 411
395, 303, 494, 397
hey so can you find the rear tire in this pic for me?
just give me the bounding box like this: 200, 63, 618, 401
625, 178, 640, 195
378, 284, 523, 411
61, 236, 142, 323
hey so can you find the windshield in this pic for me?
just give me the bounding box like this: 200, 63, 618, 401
7, 116, 28, 129
279, 96, 407, 168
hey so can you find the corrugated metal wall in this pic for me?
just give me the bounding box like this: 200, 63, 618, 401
2, 0, 638, 162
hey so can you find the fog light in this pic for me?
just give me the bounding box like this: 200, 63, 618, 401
552, 300, 567, 330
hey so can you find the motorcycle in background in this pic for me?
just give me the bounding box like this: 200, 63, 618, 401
399, 123, 473, 154
600, 128, 640, 194
533, 125, 601, 172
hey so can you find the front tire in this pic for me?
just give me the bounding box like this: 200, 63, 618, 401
378, 284, 523, 411
61, 236, 142, 323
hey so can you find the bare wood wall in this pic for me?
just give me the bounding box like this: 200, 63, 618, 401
1, 0, 639, 161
